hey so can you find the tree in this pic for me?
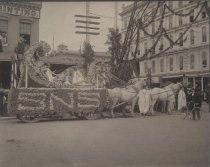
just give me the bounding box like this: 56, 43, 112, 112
105, 28, 134, 82
82, 41, 94, 77
105, 28, 122, 67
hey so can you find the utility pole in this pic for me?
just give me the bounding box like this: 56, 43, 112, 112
86, 1, 90, 43
75, 3, 100, 38
114, 1, 118, 30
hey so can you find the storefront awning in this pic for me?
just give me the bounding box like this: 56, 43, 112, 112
162, 72, 210, 79
162, 74, 183, 79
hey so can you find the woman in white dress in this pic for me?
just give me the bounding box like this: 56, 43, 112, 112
72, 67, 85, 85
178, 87, 187, 112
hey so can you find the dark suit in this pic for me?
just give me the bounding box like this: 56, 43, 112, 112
192, 87, 202, 120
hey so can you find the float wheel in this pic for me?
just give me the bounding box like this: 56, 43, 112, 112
84, 108, 101, 120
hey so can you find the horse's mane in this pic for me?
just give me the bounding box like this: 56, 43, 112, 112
166, 82, 182, 94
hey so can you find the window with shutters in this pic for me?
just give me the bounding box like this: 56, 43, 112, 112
202, 52, 207, 68
144, 42, 148, 53
144, 61, 148, 73
160, 59, 164, 72
159, 38, 163, 51
202, 11, 206, 19
179, 15, 183, 26
189, 10, 194, 22
169, 57, 173, 71
190, 54, 195, 69
202, 26, 207, 42
169, 16, 173, 28
190, 29, 194, 45
152, 60, 156, 73
179, 32, 183, 46
178, 1, 183, 8
152, 22, 155, 34
168, 1, 173, 9
179, 56, 184, 70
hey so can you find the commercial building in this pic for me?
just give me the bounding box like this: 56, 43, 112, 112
120, 1, 209, 91
0, 2, 42, 89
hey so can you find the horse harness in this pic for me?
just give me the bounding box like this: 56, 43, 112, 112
108, 86, 139, 110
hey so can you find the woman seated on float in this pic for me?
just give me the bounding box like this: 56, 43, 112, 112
72, 67, 86, 85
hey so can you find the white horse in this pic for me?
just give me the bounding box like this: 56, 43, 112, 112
107, 79, 146, 117
138, 83, 182, 115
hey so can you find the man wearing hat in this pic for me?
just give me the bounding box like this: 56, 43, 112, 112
14, 36, 26, 84
192, 83, 202, 120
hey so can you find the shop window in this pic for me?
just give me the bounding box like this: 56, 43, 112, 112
144, 61, 148, 73
160, 59, 164, 72
190, 54, 195, 69
169, 57, 173, 71
202, 52, 207, 68
20, 22, 31, 45
190, 29, 194, 45
169, 16, 173, 28
202, 26, 207, 42
0, 19, 8, 47
152, 60, 156, 73
179, 56, 183, 70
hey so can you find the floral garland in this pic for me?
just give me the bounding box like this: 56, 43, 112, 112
18, 41, 94, 88
8, 88, 108, 116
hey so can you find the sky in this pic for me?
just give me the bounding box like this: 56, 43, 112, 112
39, 1, 131, 52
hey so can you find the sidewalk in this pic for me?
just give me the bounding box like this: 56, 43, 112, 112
201, 101, 209, 112
0, 115, 16, 120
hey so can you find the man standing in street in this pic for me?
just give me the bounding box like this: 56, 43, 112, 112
0, 87, 3, 116
192, 83, 202, 120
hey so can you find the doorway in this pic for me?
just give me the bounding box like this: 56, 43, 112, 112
0, 61, 11, 89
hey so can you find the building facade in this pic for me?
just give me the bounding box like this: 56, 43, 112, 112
0, 2, 42, 89
120, 1, 209, 91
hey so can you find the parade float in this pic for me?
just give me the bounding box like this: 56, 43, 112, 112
8, 41, 108, 122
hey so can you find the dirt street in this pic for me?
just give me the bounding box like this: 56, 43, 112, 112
0, 109, 209, 167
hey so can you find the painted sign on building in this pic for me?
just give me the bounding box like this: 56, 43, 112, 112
0, 3, 40, 18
